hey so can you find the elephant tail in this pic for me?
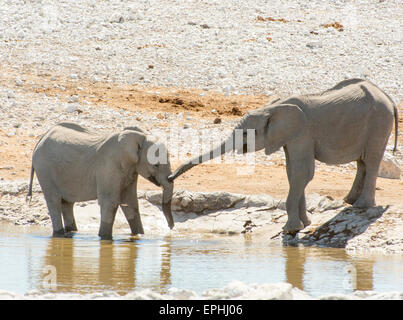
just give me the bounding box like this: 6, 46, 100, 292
26, 165, 34, 203
393, 104, 398, 154
26, 131, 47, 203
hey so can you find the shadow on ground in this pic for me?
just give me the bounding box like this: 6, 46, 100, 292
283, 206, 389, 248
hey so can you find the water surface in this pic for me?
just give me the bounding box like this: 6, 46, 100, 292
0, 222, 402, 297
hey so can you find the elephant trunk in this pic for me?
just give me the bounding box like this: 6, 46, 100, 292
168, 135, 233, 181
162, 182, 174, 229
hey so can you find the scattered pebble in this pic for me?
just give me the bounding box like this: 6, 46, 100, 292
7, 91, 15, 99
15, 78, 24, 87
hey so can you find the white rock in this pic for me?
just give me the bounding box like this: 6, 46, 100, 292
110, 13, 124, 24
65, 105, 79, 113
222, 85, 234, 96
378, 153, 401, 179
17, 30, 25, 39
15, 78, 24, 87
306, 41, 323, 49
7, 91, 15, 99
68, 95, 79, 103
6, 129, 16, 137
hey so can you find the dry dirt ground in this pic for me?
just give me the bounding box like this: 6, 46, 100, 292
1, 73, 402, 206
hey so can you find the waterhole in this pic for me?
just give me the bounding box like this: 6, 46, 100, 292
0, 222, 402, 297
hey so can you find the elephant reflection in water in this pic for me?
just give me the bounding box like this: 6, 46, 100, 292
283, 247, 374, 292
41, 237, 172, 294
160, 242, 172, 290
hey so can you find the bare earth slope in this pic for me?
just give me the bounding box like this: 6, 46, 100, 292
0, 0, 402, 256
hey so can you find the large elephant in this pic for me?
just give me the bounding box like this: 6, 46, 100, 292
168, 79, 398, 234
27, 122, 174, 240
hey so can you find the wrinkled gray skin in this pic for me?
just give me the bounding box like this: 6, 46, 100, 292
168, 79, 398, 234
28, 122, 174, 240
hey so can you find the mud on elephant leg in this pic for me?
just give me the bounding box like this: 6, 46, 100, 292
344, 160, 365, 205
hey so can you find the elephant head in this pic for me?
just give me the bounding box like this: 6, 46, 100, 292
118, 129, 174, 229
167, 102, 307, 181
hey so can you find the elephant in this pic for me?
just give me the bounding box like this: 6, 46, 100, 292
27, 122, 175, 240
168, 79, 398, 234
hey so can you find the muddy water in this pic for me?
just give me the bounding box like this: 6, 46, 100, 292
0, 222, 402, 297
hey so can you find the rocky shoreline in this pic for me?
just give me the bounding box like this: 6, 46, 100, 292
0, 0, 402, 254
0, 0, 402, 301
1, 280, 402, 300
1, 179, 402, 254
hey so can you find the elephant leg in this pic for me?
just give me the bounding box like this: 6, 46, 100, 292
120, 177, 144, 235
120, 205, 144, 235
353, 157, 381, 208
283, 143, 314, 234
35, 171, 64, 236
344, 160, 365, 205
298, 193, 311, 228
43, 191, 64, 237
62, 200, 77, 232
353, 121, 392, 208
98, 200, 118, 240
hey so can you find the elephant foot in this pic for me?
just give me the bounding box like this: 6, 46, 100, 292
99, 235, 113, 241
343, 195, 358, 205
52, 229, 65, 238
131, 229, 144, 236
98, 231, 113, 241
283, 218, 304, 234
127, 218, 144, 235
130, 234, 141, 240
65, 224, 78, 233
353, 196, 375, 209
64, 231, 74, 238
302, 218, 311, 228
299, 213, 311, 228
98, 221, 113, 240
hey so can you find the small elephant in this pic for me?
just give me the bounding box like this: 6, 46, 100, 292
168, 79, 398, 234
27, 122, 174, 240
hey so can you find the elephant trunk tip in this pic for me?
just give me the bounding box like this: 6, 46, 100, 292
167, 168, 183, 182
162, 199, 174, 230
165, 212, 174, 230
168, 161, 196, 181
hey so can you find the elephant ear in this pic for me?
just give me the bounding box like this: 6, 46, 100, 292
264, 104, 307, 155
118, 130, 145, 164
